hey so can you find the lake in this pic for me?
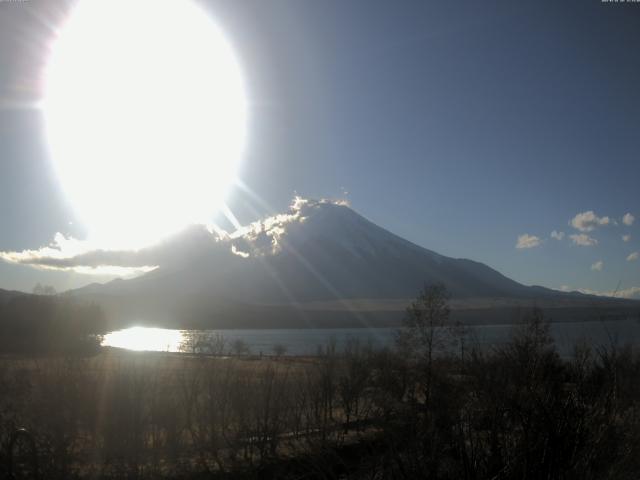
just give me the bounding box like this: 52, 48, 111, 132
102, 318, 640, 356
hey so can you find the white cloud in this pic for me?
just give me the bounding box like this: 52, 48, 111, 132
623, 213, 635, 226
569, 211, 610, 232
558, 285, 640, 300
569, 233, 598, 246
623, 234, 632, 243
516, 234, 541, 249
550, 230, 565, 240
0, 224, 223, 273
0, 197, 351, 273
617, 287, 640, 299
559, 285, 572, 292
590, 260, 603, 271
230, 245, 250, 258
0, 231, 156, 277
627, 252, 639, 262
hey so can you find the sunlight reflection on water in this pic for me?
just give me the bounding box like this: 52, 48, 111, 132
102, 327, 185, 352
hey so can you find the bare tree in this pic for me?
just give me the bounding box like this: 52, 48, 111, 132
180, 331, 226, 356
396, 283, 451, 404
231, 338, 250, 357
272, 344, 287, 357
32, 283, 57, 296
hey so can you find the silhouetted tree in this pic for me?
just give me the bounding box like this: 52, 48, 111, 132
397, 283, 452, 403
180, 331, 226, 356
32, 283, 56, 296
231, 338, 249, 356
273, 343, 287, 357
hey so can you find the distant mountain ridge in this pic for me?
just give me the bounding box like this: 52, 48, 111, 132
70, 199, 638, 328
0, 288, 29, 304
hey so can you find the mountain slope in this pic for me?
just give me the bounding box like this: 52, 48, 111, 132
0, 288, 27, 306
70, 199, 637, 328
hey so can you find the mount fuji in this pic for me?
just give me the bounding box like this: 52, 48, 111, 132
70, 198, 638, 328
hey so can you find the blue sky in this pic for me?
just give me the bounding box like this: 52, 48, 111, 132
0, 0, 638, 295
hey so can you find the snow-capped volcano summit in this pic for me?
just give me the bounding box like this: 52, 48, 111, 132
224, 198, 535, 301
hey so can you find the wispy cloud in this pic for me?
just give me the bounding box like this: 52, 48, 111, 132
559, 285, 640, 300
550, 230, 565, 240
0, 224, 223, 274
569, 211, 610, 232
590, 260, 603, 271
569, 233, 598, 246
516, 234, 541, 249
616, 287, 640, 299
627, 252, 639, 262
623, 234, 632, 243
0, 233, 146, 275
623, 212, 635, 226
0, 197, 349, 273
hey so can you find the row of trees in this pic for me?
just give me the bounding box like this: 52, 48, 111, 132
0, 294, 106, 353
179, 332, 288, 357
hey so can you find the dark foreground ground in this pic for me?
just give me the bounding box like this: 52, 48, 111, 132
2, 313, 640, 479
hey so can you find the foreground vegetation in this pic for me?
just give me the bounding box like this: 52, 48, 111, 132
1, 286, 640, 478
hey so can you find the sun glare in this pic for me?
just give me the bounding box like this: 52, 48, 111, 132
44, 0, 247, 249
102, 326, 184, 352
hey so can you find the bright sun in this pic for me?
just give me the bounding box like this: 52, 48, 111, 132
44, 0, 247, 249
